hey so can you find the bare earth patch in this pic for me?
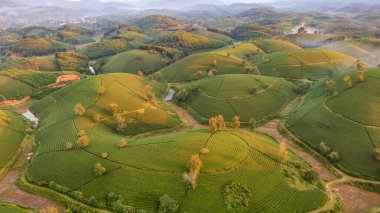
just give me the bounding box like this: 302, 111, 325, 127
0, 169, 64, 212
335, 184, 380, 213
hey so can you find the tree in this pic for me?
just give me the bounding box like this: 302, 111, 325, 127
357, 70, 365, 82
328, 151, 340, 163
302, 167, 320, 183
297, 26, 305, 34
66, 142, 73, 150
158, 194, 179, 213
249, 117, 256, 131
325, 80, 335, 94
77, 130, 90, 148
194, 70, 205, 80
250, 86, 258, 95
242, 60, 247, 66
226, 52, 231, 57
200, 148, 210, 154
213, 60, 218, 68
118, 139, 128, 148
116, 114, 126, 132
94, 163, 106, 176
232, 116, 240, 129
209, 117, 218, 133
98, 85, 106, 94
74, 103, 85, 116
41, 206, 58, 213
217, 115, 225, 130
319, 141, 331, 156
144, 85, 155, 103
279, 140, 288, 163
373, 148, 380, 161
108, 103, 119, 115
137, 70, 144, 77
343, 75, 352, 88
356, 59, 365, 70
183, 154, 202, 189
177, 89, 189, 102
93, 113, 101, 123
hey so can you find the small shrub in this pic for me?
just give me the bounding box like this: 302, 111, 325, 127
101, 153, 108, 158
74, 103, 85, 116
158, 194, 179, 213
93, 113, 101, 123
223, 182, 251, 212
65, 142, 73, 150
328, 151, 340, 163
94, 163, 106, 176
373, 148, 380, 161
200, 148, 209, 154
302, 167, 320, 183
118, 139, 128, 148
250, 86, 258, 95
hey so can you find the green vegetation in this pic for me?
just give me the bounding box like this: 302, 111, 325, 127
286, 68, 380, 178
190, 29, 233, 43
0, 111, 25, 170
26, 127, 327, 212
323, 39, 380, 66
133, 15, 185, 31
57, 30, 95, 45
158, 43, 261, 82
0, 75, 34, 100
231, 24, 281, 40
156, 31, 228, 53
0, 203, 33, 213
279, 33, 344, 48
31, 55, 59, 71
255, 48, 357, 79
56, 52, 88, 72
175, 74, 296, 123
0, 70, 78, 88
102, 49, 170, 74
83, 39, 138, 59
10, 37, 74, 57
251, 39, 302, 53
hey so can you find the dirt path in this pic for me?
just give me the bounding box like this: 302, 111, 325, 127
335, 184, 380, 213
256, 119, 336, 181
0, 169, 64, 212
168, 103, 207, 129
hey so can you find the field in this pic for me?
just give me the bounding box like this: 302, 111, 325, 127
0, 111, 25, 170
102, 49, 170, 74
158, 42, 261, 82
190, 29, 233, 43
30, 73, 181, 136
323, 39, 380, 67
175, 74, 296, 123
255, 48, 357, 79
30, 55, 59, 71
251, 39, 302, 53
0, 75, 34, 100
0, 203, 32, 213
26, 127, 327, 212
286, 68, 380, 178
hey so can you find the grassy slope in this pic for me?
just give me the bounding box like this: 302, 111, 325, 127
323, 39, 380, 67
286, 68, 380, 178
255, 48, 357, 79
30, 55, 59, 71
252, 39, 302, 53
159, 42, 261, 82
0, 75, 34, 100
0, 203, 33, 213
0, 111, 25, 169
27, 128, 327, 212
190, 30, 233, 43
177, 74, 296, 122
102, 49, 169, 74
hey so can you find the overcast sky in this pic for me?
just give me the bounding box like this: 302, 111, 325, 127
96, 0, 273, 3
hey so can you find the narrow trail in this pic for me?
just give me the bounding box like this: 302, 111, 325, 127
0, 169, 64, 212
168, 103, 207, 130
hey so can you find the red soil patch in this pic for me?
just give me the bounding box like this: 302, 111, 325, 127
335, 184, 380, 213
0, 96, 30, 107
0, 169, 64, 212
368, 38, 380, 43
41, 74, 81, 89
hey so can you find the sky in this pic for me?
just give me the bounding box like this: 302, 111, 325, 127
96, 0, 273, 3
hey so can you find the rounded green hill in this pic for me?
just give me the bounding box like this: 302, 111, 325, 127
27, 127, 327, 212
255, 48, 357, 79
286, 68, 380, 178
175, 74, 296, 123
251, 39, 302, 53
102, 49, 170, 74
